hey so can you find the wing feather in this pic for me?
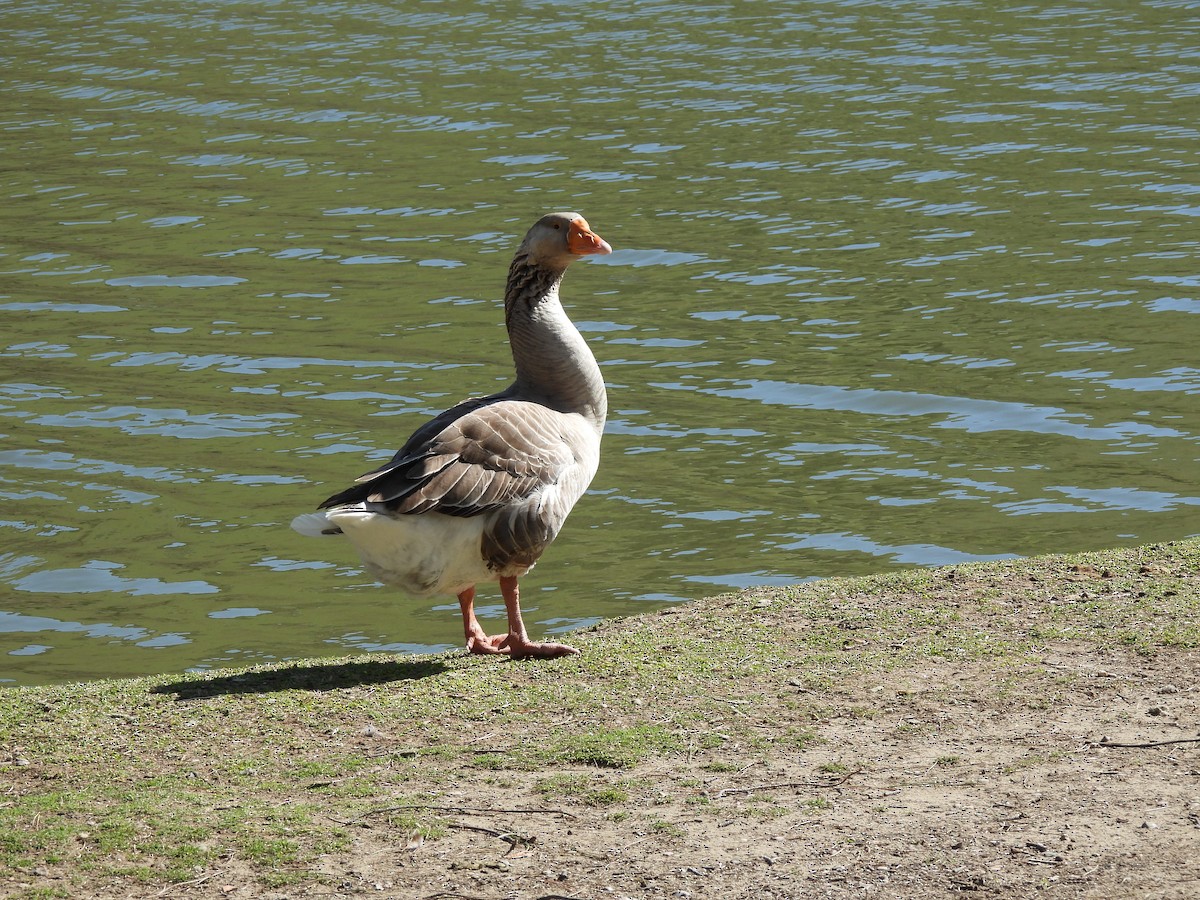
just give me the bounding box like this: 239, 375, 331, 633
318, 396, 582, 520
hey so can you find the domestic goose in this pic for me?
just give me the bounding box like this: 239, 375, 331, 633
292, 212, 612, 660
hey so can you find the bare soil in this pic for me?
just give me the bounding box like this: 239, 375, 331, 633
4, 545, 1199, 900
300, 647, 1200, 900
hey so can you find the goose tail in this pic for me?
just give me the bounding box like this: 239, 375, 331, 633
290, 511, 344, 537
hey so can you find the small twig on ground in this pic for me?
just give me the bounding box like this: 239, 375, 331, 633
814, 768, 860, 787
329, 803, 576, 826
446, 821, 536, 849
715, 781, 802, 798
1097, 735, 1200, 749
155, 869, 221, 895
714, 768, 859, 798
610, 835, 649, 854
714, 698, 752, 718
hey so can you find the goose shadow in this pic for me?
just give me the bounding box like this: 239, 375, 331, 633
151, 656, 450, 701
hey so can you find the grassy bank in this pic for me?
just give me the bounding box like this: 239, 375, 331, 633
2, 541, 1199, 899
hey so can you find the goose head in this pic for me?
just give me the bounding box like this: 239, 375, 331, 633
518, 212, 612, 270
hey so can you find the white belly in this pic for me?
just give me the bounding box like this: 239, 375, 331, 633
323, 507, 504, 597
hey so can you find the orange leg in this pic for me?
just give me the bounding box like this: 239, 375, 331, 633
457, 586, 506, 655
457, 580, 579, 659
496, 575, 579, 660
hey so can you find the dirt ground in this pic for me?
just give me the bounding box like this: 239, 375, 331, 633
300, 650, 1200, 900
8, 550, 1200, 900
178, 645, 1199, 894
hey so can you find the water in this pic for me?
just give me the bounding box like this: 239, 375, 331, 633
3, 0, 1198, 686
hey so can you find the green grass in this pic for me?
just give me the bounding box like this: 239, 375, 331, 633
1, 539, 1197, 897
549, 725, 683, 769
535, 772, 633, 806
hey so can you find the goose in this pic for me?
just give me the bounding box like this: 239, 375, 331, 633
292, 212, 612, 660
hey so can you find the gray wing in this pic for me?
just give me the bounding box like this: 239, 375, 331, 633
319, 397, 592, 570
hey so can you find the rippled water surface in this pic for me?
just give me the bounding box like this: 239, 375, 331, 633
3, 0, 1198, 685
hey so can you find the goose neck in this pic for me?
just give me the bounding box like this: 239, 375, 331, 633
504, 259, 606, 426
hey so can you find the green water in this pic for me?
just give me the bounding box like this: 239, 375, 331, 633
3, 0, 1198, 685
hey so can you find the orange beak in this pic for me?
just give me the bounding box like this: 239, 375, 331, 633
567, 217, 613, 256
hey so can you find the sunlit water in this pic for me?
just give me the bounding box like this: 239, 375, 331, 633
3, 0, 1198, 685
